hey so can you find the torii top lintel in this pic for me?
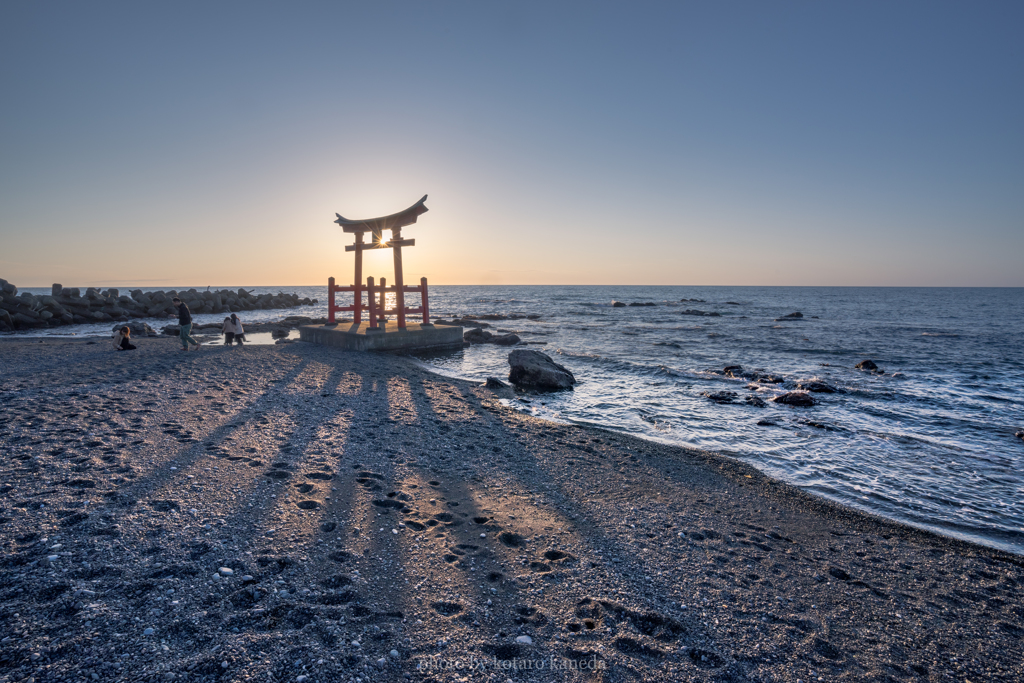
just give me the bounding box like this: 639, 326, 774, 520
333, 195, 428, 234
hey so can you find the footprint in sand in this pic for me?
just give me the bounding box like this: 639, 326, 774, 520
432, 601, 463, 616
498, 532, 526, 548
321, 574, 353, 588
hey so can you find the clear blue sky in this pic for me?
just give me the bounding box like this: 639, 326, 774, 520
1, 1, 1021, 286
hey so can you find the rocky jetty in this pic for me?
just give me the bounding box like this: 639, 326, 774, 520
0, 278, 316, 331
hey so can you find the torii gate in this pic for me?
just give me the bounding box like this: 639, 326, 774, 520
326, 195, 431, 329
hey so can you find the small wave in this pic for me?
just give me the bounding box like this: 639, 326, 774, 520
555, 349, 602, 360
922, 333, 960, 337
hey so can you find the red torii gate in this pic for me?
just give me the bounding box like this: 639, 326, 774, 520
326, 195, 431, 329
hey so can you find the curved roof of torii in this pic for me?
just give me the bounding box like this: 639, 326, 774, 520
334, 195, 428, 234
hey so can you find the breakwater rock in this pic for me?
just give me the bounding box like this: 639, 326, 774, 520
0, 278, 317, 331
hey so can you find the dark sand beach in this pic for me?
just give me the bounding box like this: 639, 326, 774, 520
1, 338, 1021, 683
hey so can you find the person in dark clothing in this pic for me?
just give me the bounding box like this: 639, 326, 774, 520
112, 326, 137, 351
172, 297, 201, 351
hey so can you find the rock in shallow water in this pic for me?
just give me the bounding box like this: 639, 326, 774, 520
492, 333, 520, 346
773, 391, 816, 407
855, 359, 878, 370
797, 381, 843, 394
464, 328, 492, 344
508, 350, 576, 391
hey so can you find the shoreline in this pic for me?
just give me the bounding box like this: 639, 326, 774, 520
1, 337, 1021, 682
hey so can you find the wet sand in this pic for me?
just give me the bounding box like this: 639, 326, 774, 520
1, 337, 1022, 683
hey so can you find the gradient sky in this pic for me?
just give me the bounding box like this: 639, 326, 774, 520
1, 2, 1021, 287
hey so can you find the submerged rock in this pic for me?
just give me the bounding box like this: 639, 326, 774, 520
680, 309, 721, 317
485, 377, 509, 389
773, 392, 816, 407
628, 302, 657, 307
703, 391, 738, 404
774, 311, 804, 321
464, 328, 493, 344
723, 365, 747, 378
492, 333, 521, 346
797, 381, 844, 394
508, 350, 576, 392
744, 395, 767, 407
855, 359, 878, 370
612, 301, 627, 308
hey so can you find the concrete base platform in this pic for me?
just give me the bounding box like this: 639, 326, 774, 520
299, 322, 464, 352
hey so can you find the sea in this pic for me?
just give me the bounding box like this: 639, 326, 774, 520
13, 285, 1024, 555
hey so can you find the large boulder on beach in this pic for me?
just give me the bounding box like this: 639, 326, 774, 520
507, 349, 576, 391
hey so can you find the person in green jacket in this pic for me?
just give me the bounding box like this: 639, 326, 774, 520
172, 298, 201, 351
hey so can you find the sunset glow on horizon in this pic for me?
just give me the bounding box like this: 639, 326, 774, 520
1, 2, 1021, 288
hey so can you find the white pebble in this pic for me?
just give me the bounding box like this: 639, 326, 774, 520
480, 533, 486, 538
390, 649, 399, 658
211, 573, 221, 581
392, 529, 398, 535
50, 544, 63, 550
47, 555, 59, 562
377, 657, 387, 667
296, 676, 308, 683
351, 640, 361, 648
515, 635, 533, 645
218, 567, 233, 576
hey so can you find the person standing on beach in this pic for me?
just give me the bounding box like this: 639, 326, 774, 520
221, 317, 235, 345
172, 297, 201, 351
229, 313, 245, 345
